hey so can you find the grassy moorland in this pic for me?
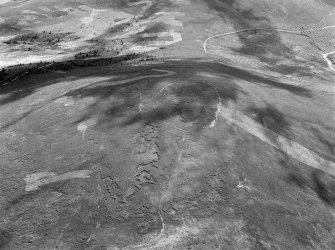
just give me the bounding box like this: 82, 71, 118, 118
0, 0, 334, 249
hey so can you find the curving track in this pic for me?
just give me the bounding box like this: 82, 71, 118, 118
203, 25, 335, 72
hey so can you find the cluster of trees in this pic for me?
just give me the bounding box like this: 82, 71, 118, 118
1, 52, 158, 87
4, 31, 67, 47
0, 62, 53, 86
74, 38, 128, 59
75, 50, 99, 59
0, 69, 9, 82
110, 39, 124, 45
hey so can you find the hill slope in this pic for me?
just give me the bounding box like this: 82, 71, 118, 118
0, 0, 335, 249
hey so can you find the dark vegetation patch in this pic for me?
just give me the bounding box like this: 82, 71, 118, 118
310, 127, 335, 157
0, 59, 312, 113
202, 0, 267, 29
0, 229, 11, 249
57, 62, 242, 131
139, 22, 168, 35
74, 50, 100, 59
132, 34, 159, 44
133, 22, 168, 44
0, 69, 9, 82
0, 21, 22, 36
288, 170, 335, 205
0, 52, 155, 88
285, 159, 335, 206
312, 171, 335, 205
3, 31, 71, 48
248, 105, 290, 136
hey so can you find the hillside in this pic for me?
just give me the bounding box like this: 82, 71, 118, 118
0, 0, 335, 249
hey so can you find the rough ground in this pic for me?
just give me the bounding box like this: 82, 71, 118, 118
0, 0, 335, 249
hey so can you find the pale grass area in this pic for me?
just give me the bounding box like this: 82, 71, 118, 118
24, 170, 93, 191
77, 118, 98, 141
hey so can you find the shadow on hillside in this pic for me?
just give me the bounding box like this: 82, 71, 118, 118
60, 61, 241, 132
280, 149, 335, 205
0, 59, 313, 132
58, 61, 315, 139
248, 104, 291, 139
286, 168, 335, 206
